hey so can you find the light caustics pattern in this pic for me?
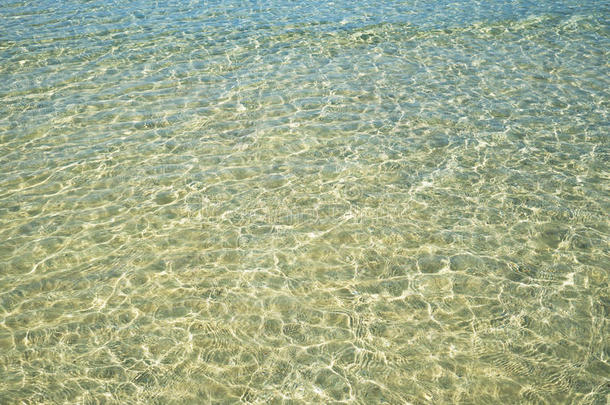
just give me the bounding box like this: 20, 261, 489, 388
0, 0, 608, 403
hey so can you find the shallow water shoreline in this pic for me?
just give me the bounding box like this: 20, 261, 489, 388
1, 0, 608, 403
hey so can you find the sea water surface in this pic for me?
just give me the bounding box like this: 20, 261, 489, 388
0, 0, 609, 403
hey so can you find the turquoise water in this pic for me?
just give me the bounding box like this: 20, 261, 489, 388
1, 0, 609, 403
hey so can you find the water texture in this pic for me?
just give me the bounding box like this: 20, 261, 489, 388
0, 0, 609, 403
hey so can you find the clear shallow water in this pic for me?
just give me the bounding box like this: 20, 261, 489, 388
1, 0, 609, 403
